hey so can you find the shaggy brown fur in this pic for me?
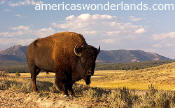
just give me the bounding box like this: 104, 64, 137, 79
26, 32, 100, 96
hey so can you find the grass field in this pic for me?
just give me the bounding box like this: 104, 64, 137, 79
2, 62, 175, 107
87, 62, 175, 91
8, 61, 175, 91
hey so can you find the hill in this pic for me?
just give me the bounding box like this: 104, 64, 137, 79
85, 62, 175, 90
97, 50, 171, 63
0, 45, 171, 64
0, 45, 27, 63
95, 60, 173, 70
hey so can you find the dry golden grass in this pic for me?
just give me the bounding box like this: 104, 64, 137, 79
6, 62, 175, 91
2, 62, 175, 107
87, 62, 175, 91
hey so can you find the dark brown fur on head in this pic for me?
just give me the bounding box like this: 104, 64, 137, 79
74, 45, 100, 85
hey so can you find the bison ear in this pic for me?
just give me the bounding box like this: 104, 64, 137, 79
97, 46, 100, 54
74, 45, 83, 57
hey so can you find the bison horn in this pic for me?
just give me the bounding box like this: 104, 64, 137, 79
98, 46, 100, 54
74, 45, 81, 57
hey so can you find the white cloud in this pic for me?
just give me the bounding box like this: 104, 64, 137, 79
0, 31, 27, 37
152, 32, 175, 40
66, 15, 75, 20
35, 27, 55, 37
135, 28, 145, 34
0, 38, 33, 47
0, 14, 146, 53
106, 31, 120, 36
83, 31, 97, 35
0, 25, 56, 47
15, 14, 22, 17
152, 44, 162, 48
52, 13, 145, 40
77, 14, 91, 21
8, 0, 43, 7
0, 38, 14, 45
11, 25, 30, 31
0, 25, 31, 37
153, 43, 175, 48
102, 39, 115, 44
152, 32, 175, 54
130, 16, 142, 22
0, 25, 55, 39
0, 32, 14, 37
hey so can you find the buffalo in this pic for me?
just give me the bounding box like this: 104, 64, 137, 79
26, 32, 100, 96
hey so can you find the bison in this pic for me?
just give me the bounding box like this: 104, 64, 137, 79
26, 32, 100, 96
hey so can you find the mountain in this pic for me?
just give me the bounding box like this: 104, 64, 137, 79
0, 45, 172, 64
0, 45, 27, 63
97, 50, 171, 63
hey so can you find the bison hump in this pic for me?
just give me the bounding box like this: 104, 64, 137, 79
33, 39, 39, 46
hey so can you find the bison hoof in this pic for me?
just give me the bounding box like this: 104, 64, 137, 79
32, 88, 38, 92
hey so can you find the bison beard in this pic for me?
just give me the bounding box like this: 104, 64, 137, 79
26, 32, 100, 96
84, 75, 91, 85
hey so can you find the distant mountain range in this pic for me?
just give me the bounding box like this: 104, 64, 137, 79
97, 50, 171, 63
0, 45, 27, 63
0, 45, 171, 64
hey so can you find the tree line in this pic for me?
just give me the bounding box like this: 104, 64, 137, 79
0, 60, 173, 73
95, 61, 173, 70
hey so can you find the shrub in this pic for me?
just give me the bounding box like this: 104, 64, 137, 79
107, 88, 137, 108
0, 71, 8, 78
15, 72, 21, 77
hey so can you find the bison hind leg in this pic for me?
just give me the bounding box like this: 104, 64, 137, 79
28, 64, 41, 92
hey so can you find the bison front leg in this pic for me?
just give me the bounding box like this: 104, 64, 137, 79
55, 72, 69, 96
66, 71, 74, 96
67, 73, 74, 96
68, 83, 74, 96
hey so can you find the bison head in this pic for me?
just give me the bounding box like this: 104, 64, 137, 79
74, 45, 100, 85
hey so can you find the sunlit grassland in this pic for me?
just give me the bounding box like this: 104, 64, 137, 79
79, 62, 175, 91
2, 62, 175, 107
6, 62, 175, 91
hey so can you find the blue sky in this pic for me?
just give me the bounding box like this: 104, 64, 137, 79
0, 0, 175, 58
